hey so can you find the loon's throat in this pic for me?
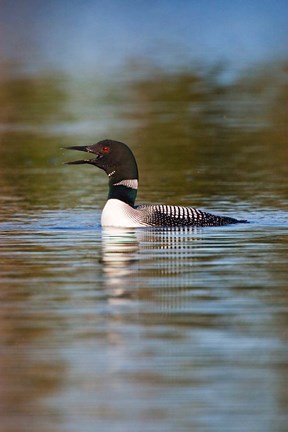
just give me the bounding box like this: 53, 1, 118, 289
108, 179, 138, 207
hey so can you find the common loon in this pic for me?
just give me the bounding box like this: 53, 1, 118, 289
65, 139, 247, 228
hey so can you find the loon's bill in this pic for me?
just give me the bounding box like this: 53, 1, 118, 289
65, 139, 247, 228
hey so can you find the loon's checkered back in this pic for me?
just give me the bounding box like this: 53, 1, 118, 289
136, 204, 245, 227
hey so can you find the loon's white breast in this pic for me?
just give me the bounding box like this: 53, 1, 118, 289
101, 199, 148, 228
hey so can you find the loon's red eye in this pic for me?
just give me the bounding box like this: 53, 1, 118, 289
102, 146, 110, 154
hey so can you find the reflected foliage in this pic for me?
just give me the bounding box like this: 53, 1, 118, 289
0, 60, 287, 210
126, 62, 288, 204
0, 68, 68, 125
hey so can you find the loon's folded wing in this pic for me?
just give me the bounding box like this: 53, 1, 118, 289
137, 204, 247, 227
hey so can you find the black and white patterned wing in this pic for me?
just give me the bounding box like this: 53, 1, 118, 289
138, 204, 242, 227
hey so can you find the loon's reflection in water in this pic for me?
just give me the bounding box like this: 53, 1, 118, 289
100, 227, 204, 304
99, 225, 275, 327
100, 228, 140, 299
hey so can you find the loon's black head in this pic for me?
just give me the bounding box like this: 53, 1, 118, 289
65, 139, 139, 184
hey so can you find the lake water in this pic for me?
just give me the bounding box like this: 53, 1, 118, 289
0, 65, 287, 432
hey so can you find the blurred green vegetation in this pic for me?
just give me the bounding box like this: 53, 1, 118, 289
125, 61, 288, 204
0, 69, 68, 125
0, 60, 287, 212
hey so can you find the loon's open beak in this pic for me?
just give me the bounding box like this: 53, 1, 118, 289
64, 145, 100, 165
